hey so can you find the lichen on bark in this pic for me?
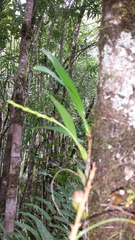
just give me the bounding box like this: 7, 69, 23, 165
88, 0, 135, 239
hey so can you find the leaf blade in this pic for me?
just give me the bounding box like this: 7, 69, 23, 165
14, 221, 40, 240
33, 125, 71, 137
50, 95, 77, 139
34, 65, 64, 86
41, 49, 90, 132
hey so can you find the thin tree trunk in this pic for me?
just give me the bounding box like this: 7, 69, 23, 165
59, 23, 66, 64
46, 14, 59, 51
88, 0, 135, 239
3, 0, 34, 237
68, 0, 86, 78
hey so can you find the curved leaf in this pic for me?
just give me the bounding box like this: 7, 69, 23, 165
24, 203, 51, 221
20, 212, 53, 240
14, 221, 40, 240
7, 232, 26, 240
34, 196, 56, 214
77, 218, 135, 239
49, 223, 68, 233
34, 65, 64, 86
33, 125, 71, 137
41, 49, 90, 132
54, 216, 70, 225
50, 95, 77, 139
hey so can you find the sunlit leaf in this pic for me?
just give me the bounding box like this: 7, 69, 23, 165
41, 49, 90, 132
127, 189, 135, 194
50, 95, 77, 139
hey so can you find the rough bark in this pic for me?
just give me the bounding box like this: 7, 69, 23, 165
88, 0, 135, 239
0, 131, 12, 205
3, 0, 34, 237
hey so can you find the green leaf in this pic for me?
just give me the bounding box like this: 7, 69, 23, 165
127, 189, 135, 194
56, 185, 70, 197
36, 219, 53, 240
7, 100, 88, 161
63, 204, 75, 213
50, 95, 77, 139
33, 125, 71, 137
14, 221, 40, 240
34, 65, 64, 86
60, 210, 74, 219
38, 169, 52, 177
20, 212, 53, 240
24, 203, 51, 221
54, 216, 70, 225
41, 49, 90, 132
7, 232, 26, 240
49, 223, 68, 233
35, 197, 56, 214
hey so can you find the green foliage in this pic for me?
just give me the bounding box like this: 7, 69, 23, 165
8, 99, 88, 161
7, 47, 97, 238
50, 95, 77, 139
35, 49, 90, 133
1, 1, 99, 239
6, 179, 79, 240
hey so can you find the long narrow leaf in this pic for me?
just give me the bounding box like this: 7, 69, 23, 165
34, 196, 56, 214
41, 49, 90, 132
24, 203, 51, 221
14, 221, 40, 240
34, 65, 64, 86
20, 212, 53, 240
33, 125, 71, 137
50, 95, 77, 139
54, 216, 70, 225
7, 232, 26, 240
49, 223, 68, 233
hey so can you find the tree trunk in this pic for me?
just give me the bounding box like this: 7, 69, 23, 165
89, 0, 135, 239
3, 0, 34, 237
68, 0, 86, 78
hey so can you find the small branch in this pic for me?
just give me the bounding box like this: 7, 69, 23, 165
69, 162, 97, 240
106, 204, 135, 218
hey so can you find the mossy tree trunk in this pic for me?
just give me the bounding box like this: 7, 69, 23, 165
89, 0, 135, 239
